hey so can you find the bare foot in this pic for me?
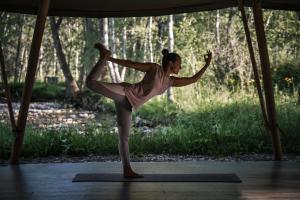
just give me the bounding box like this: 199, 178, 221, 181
123, 166, 144, 178
94, 43, 111, 59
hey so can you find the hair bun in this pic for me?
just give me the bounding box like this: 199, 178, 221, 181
162, 49, 169, 56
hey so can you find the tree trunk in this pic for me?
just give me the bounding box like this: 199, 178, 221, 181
103, 18, 117, 83
98, 18, 107, 81
216, 10, 221, 46
148, 17, 154, 62
166, 15, 175, 102
37, 45, 44, 81
143, 18, 148, 62
213, 10, 226, 85
54, 51, 58, 77
121, 20, 127, 80
19, 47, 27, 82
14, 14, 24, 83
75, 50, 79, 80
99, 18, 104, 43
157, 17, 164, 51
78, 18, 94, 90
109, 18, 122, 82
50, 16, 80, 97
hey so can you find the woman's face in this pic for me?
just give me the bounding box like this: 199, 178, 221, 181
171, 58, 182, 74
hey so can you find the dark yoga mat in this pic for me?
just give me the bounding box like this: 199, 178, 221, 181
73, 173, 242, 182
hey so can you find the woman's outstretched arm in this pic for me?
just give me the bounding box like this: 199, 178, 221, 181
171, 50, 212, 87
108, 57, 159, 72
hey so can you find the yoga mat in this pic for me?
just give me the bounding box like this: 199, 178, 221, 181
73, 173, 242, 182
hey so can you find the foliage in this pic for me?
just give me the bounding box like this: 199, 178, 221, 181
1, 10, 299, 93
0, 9, 299, 159
273, 58, 300, 94
0, 90, 299, 159
5, 81, 65, 101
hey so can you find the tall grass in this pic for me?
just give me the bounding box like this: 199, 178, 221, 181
132, 85, 300, 155
0, 86, 299, 159
0, 123, 119, 159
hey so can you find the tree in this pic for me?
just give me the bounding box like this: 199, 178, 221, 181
166, 15, 175, 102
13, 14, 24, 83
78, 18, 98, 90
50, 16, 80, 97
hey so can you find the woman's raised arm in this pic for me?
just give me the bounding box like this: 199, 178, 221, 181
171, 50, 212, 87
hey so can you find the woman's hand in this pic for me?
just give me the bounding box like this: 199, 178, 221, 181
204, 50, 212, 66
171, 50, 213, 87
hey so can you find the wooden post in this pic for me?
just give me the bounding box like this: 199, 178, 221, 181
252, 0, 283, 160
237, 0, 269, 130
10, 0, 50, 164
0, 41, 17, 132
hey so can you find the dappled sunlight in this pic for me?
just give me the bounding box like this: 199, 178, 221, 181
0, 102, 97, 129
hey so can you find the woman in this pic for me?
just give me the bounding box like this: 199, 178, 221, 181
86, 43, 212, 178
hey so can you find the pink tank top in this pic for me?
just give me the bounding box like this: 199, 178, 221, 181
124, 66, 173, 111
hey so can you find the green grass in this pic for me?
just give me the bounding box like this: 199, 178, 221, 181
0, 123, 119, 159
132, 88, 300, 155
132, 99, 267, 155
0, 88, 299, 159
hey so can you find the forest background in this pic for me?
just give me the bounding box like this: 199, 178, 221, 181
0, 8, 299, 159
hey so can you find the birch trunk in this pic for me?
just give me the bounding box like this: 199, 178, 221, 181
216, 10, 221, 46
148, 17, 153, 62
167, 15, 175, 102
121, 20, 127, 80
109, 18, 121, 82
103, 18, 117, 83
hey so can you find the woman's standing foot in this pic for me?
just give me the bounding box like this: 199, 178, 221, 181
123, 166, 144, 178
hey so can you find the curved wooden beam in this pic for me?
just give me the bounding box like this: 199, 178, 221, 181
238, 0, 269, 129
10, 0, 50, 164
252, 0, 283, 160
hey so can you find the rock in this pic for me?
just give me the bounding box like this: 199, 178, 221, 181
69, 114, 77, 119
134, 116, 153, 127
111, 126, 118, 134
79, 113, 89, 118
140, 126, 153, 135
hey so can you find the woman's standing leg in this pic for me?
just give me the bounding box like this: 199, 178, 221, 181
115, 100, 143, 178
86, 43, 142, 178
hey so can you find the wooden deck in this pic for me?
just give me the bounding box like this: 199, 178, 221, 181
1, 161, 299, 200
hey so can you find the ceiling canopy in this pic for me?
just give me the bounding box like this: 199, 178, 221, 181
0, 0, 299, 18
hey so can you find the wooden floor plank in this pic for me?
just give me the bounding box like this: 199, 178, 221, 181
0, 161, 299, 200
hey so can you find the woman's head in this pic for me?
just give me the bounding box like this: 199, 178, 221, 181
161, 49, 181, 74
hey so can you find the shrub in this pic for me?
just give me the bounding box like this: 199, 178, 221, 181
273, 58, 300, 95
5, 81, 65, 101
